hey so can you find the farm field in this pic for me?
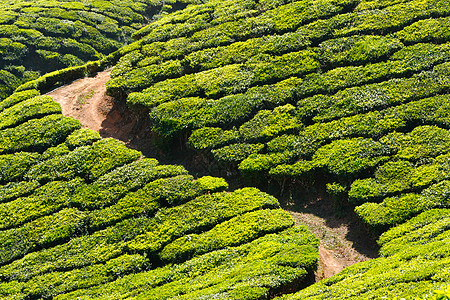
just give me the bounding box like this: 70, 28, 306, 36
0, 0, 193, 100
1, 0, 450, 299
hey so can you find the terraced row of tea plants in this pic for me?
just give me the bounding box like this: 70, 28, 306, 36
0, 85, 319, 299
100, 0, 450, 297
0, 0, 199, 100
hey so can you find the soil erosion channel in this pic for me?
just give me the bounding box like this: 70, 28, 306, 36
47, 70, 377, 282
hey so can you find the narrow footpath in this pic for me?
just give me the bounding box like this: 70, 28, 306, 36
46, 70, 138, 143
46, 71, 379, 282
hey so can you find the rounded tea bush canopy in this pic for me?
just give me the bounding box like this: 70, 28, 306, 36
1, 0, 450, 299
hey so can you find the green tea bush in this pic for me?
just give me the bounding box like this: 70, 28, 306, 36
0, 114, 81, 154
0, 181, 40, 204
0, 217, 152, 281
148, 46, 450, 148
318, 35, 403, 67
127, 50, 319, 107
240, 151, 295, 179
159, 208, 294, 263
20, 254, 148, 299
7, 0, 450, 297
111, 0, 359, 102
0, 179, 82, 230
0, 89, 40, 112
277, 209, 450, 299
0, 152, 41, 183
65, 128, 101, 149
88, 175, 227, 229
0, 95, 61, 130
55, 227, 319, 300
41, 144, 70, 160
395, 16, 450, 44
212, 143, 265, 163
149, 77, 301, 137
297, 60, 450, 122
188, 104, 301, 151
378, 209, 450, 256
298, 137, 390, 177
72, 163, 188, 209
183, 31, 311, 72
0, 207, 87, 265
355, 179, 450, 228
0, 0, 186, 101
25, 138, 141, 182
126, 187, 280, 253
96, 0, 450, 298
349, 154, 450, 204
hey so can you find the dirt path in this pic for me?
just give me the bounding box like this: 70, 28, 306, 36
46, 70, 379, 283
46, 70, 150, 148
47, 70, 112, 132
289, 209, 374, 280
318, 246, 343, 278
282, 188, 379, 281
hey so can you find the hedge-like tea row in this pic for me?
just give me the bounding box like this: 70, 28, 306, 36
106, 0, 359, 98
159, 208, 294, 263
188, 59, 450, 155
349, 153, 450, 204
126, 50, 320, 107
109, 0, 450, 188
55, 227, 319, 300
88, 174, 228, 229
110, 0, 450, 100
355, 179, 450, 228
25, 138, 142, 182
150, 43, 450, 139
126, 187, 280, 253
0, 179, 82, 231
4, 0, 450, 298
0, 207, 87, 265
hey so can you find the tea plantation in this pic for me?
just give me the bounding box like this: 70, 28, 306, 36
102, 0, 450, 297
2, 0, 450, 298
0, 0, 196, 100
0, 86, 319, 299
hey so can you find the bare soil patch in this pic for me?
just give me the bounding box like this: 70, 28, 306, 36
46, 70, 161, 158
47, 70, 114, 133
281, 184, 379, 281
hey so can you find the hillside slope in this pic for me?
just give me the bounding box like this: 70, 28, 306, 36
0, 86, 319, 299
97, 0, 450, 298
2, 0, 450, 299
0, 0, 192, 100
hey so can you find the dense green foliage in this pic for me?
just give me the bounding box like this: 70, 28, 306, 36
0, 80, 319, 299
0, 0, 194, 100
3, 0, 450, 298
276, 210, 450, 299
96, 0, 450, 298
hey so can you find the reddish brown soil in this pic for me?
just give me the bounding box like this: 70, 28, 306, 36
46, 70, 133, 140
45, 70, 160, 159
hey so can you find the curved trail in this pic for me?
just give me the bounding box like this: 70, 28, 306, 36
46, 70, 146, 148
285, 193, 379, 280
319, 246, 344, 278
47, 70, 112, 132
46, 71, 377, 282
